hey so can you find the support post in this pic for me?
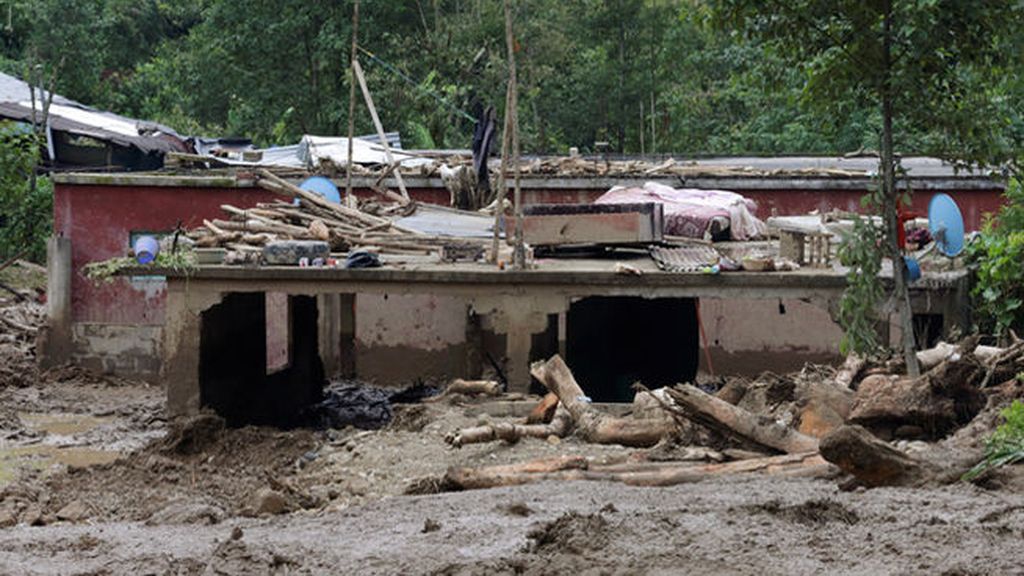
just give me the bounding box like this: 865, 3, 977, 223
318, 293, 343, 378
163, 281, 222, 418
39, 235, 72, 368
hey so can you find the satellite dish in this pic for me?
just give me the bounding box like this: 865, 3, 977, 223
928, 193, 964, 257
295, 176, 341, 205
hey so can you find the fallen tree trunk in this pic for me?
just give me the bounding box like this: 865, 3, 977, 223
819, 424, 939, 488
444, 452, 831, 490
445, 455, 588, 490
530, 355, 673, 447
526, 392, 559, 424
425, 378, 503, 404
834, 354, 866, 389
446, 405, 572, 447
663, 384, 820, 454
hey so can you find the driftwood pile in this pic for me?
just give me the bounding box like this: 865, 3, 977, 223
441, 337, 1024, 491
187, 169, 486, 260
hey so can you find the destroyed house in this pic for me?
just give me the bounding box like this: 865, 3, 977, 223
0, 72, 187, 170
40, 156, 1001, 422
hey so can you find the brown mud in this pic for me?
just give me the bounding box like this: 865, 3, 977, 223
0, 342, 1021, 574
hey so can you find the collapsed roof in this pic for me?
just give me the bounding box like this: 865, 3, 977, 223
0, 71, 186, 155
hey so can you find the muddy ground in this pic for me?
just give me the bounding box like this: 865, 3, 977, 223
0, 369, 1022, 576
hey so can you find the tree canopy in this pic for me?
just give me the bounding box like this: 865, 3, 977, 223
3, 0, 1020, 158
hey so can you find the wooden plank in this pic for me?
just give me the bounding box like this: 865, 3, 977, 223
512, 204, 663, 246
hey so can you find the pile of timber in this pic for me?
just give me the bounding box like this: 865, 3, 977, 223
187, 169, 486, 258
441, 338, 1024, 492
442, 355, 837, 489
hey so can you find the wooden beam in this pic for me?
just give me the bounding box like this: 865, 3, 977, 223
352, 59, 410, 201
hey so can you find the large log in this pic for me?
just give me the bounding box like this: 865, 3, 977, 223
664, 384, 820, 454
530, 355, 673, 448
443, 452, 831, 490
819, 424, 939, 488
446, 405, 573, 447
834, 354, 866, 389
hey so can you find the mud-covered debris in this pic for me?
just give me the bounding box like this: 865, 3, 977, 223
850, 369, 985, 440
0, 504, 17, 528
161, 413, 225, 455
146, 499, 225, 526
743, 499, 859, 525
498, 502, 533, 517
19, 503, 43, 526
254, 488, 288, 516
203, 538, 299, 576
526, 511, 609, 554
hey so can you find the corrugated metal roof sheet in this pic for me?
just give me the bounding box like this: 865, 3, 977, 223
0, 72, 185, 154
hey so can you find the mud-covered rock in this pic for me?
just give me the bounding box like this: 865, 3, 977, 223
254, 488, 288, 516
146, 499, 225, 526
19, 503, 43, 526
56, 500, 90, 523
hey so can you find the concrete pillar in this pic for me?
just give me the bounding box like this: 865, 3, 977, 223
473, 295, 569, 394
339, 293, 356, 377
38, 235, 73, 368
318, 293, 342, 378
163, 282, 222, 418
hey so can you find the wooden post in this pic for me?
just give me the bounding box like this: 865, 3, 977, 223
489, 81, 513, 264
504, 0, 525, 270
352, 59, 410, 201
345, 0, 359, 201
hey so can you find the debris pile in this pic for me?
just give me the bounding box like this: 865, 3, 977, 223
440, 337, 1024, 492
0, 297, 43, 388
186, 169, 486, 262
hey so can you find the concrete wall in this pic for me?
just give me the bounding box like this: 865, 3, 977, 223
353, 293, 470, 383
699, 298, 845, 375
69, 323, 162, 378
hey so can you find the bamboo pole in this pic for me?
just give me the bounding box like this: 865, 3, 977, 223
352, 59, 410, 201
503, 0, 526, 270
345, 0, 359, 201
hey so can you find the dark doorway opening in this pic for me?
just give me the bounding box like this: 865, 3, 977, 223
199, 292, 325, 427
566, 297, 699, 402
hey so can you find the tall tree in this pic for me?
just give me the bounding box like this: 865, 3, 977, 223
715, 0, 1024, 372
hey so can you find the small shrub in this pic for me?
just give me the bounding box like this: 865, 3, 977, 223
963, 399, 1024, 481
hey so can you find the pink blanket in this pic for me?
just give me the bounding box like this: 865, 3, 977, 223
595, 182, 766, 240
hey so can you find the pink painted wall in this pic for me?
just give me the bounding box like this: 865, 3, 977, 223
53, 184, 277, 325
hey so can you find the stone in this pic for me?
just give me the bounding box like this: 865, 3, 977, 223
0, 504, 18, 528
254, 488, 288, 516
20, 503, 43, 526
56, 500, 90, 523
262, 241, 329, 266
145, 499, 225, 526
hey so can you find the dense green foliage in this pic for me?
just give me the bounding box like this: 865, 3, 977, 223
969, 179, 1024, 339
0, 123, 50, 262
1, 0, 1020, 158
963, 399, 1024, 481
